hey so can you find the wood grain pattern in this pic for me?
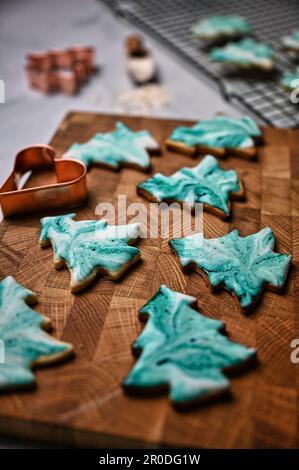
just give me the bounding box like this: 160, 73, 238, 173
0, 112, 298, 448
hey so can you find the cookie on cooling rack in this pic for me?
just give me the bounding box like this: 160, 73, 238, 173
192, 15, 251, 42
210, 38, 274, 71
282, 29, 299, 53
280, 67, 299, 91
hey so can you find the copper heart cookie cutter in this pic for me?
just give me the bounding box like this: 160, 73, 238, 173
0, 145, 88, 218
26, 46, 95, 94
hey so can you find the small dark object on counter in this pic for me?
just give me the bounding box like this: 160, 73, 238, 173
25, 46, 95, 95
126, 34, 157, 84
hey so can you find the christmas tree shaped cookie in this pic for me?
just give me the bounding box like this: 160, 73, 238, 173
282, 29, 299, 53
138, 155, 243, 218
166, 115, 261, 159
210, 38, 274, 71
0, 276, 73, 391
280, 67, 299, 91
192, 15, 251, 41
123, 285, 255, 408
40, 213, 141, 292
64, 122, 159, 171
170, 228, 292, 311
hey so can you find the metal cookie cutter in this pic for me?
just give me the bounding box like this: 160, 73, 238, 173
26, 68, 80, 95
26, 46, 95, 95
0, 145, 88, 218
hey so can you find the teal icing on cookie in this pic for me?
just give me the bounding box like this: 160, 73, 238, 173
170, 228, 292, 309
192, 15, 251, 40
170, 115, 261, 150
281, 67, 299, 91
210, 38, 274, 70
123, 284, 255, 406
0, 276, 72, 390
40, 213, 141, 291
138, 155, 241, 216
282, 29, 299, 50
65, 122, 159, 170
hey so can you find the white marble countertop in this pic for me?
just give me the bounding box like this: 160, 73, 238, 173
0, 0, 241, 448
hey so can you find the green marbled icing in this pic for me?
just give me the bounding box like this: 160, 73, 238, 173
282, 29, 299, 50
123, 285, 255, 405
170, 228, 291, 309
170, 115, 261, 150
138, 155, 240, 215
0, 276, 72, 390
210, 38, 274, 70
192, 15, 251, 40
281, 67, 299, 91
65, 122, 159, 170
40, 213, 141, 289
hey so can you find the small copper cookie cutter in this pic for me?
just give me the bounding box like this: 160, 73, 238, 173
0, 145, 88, 218
26, 46, 95, 94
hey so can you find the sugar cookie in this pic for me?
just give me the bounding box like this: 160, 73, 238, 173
192, 15, 251, 41
210, 38, 274, 71
0, 276, 73, 391
138, 155, 244, 218
166, 115, 261, 160
170, 228, 291, 311
40, 213, 141, 292
123, 284, 256, 408
65, 122, 159, 171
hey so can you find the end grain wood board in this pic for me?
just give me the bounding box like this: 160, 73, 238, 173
0, 112, 298, 448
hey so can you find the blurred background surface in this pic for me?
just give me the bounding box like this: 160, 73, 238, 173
0, 0, 239, 188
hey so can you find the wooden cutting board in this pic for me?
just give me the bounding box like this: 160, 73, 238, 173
0, 112, 298, 448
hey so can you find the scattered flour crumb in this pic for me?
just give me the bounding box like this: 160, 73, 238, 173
115, 84, 170, 113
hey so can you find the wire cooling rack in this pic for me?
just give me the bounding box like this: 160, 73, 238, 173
102, 0, 299, 128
